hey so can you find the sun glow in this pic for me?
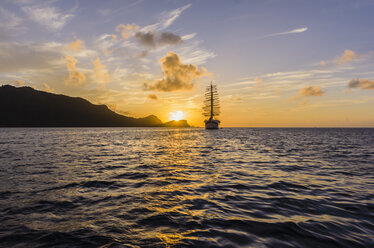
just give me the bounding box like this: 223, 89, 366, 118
169, 111, 185, 121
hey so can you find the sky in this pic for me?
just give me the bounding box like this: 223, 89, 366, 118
1, 0, 374, 127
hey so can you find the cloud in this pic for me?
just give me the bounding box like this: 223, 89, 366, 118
95, 34, 118, 56
162, 4, 191, 29
135, 31, 156, 48
93, 58, 110, 87
115, 24, 139, 39
159, 32, 183, 46
145, 52, 209, 92
181, 33, 196, 40
322, 50, 372, 66
253, 77, 262, 88
176, 45, 216, 65
64, 56, 86, 86
223, 77, 264, 89
298, 86, 324, 97
227, 69, 339, 95
348, 78, 374, 90
22, 5, 74, 30
67, 39, 84, 52
0, 42, 64, 73
333, 49, 357, 64
259, 27, 308, 39
134, 31, 183, 48
0, 7, 23, 31
141, 4, 191, 32
147, 94, 158, 100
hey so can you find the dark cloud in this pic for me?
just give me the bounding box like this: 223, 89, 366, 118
147, 94, 158, 100
348, 78, 374, 90
135, 31, 156, 48
158, 32, 183, 46
298, 86, 323, 97
144, 52, 209, 92
134, 31, 183, 49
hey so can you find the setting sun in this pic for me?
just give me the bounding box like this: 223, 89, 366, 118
169, 111, 185, 121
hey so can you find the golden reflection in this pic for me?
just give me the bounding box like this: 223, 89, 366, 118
129, 129, 221, 247
157, 233, 184, 248
156, 230, 198, 248
117, 129, 357, 246
146, 205, 184, 214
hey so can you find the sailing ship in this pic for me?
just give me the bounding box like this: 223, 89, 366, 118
203, 82, 220, 129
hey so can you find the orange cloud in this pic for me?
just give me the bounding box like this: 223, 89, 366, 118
145, 52, 209, 92
64, 55, 86, 86
333, 49, 357, 64
115, 24, 139, 39
348, 78, 374, 90
298, 86, 324, 96
93, 57, 110, 87
67, 39, 84, 52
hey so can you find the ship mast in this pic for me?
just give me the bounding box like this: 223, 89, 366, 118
210, 82, 213, 120
202, 82, 220, 120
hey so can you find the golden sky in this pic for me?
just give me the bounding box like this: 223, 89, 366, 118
1, 0, 374, 127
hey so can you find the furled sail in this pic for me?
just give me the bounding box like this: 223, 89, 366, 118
203, 83, 220, 120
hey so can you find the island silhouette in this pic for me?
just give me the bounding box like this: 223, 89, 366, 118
0, 85, 190, 127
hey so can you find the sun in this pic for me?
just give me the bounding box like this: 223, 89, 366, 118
169, 110, 185, 121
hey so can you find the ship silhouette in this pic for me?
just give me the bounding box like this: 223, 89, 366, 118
203, 82, 220, 129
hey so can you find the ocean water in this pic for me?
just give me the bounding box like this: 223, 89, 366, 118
0, 128, 373, 248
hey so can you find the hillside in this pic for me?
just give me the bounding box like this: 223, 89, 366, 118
0, 85, 169, 127
161, 120, 190, 127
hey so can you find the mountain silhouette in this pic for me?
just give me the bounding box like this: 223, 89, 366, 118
161, 120, 190, 127
0, 85, 188, 127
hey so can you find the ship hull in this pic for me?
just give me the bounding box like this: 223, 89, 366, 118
205, 119, 220, 129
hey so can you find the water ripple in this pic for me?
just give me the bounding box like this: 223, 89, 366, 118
0, 128, 373, 247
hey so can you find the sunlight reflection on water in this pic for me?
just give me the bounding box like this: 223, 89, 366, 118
0, 128, 373, 247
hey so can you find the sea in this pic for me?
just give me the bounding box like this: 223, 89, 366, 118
0, 128, 373, 247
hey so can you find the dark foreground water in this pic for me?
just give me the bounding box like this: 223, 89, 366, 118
0, 128, 373, 247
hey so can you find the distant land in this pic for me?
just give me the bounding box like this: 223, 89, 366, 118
0, 85, 190, 127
